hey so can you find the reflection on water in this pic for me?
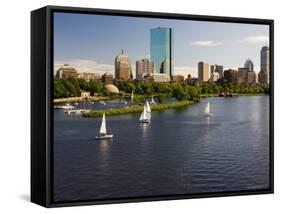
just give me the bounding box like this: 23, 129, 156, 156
139, 123, 150, 138
98, 139, 113, 159
53, 96, 270, 202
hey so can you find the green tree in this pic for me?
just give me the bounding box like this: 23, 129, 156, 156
89, 81, 104, 95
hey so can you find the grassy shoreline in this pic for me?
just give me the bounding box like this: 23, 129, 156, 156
53, 96, 111, 103
83, 100, 196, 117
236, 93, 268, 96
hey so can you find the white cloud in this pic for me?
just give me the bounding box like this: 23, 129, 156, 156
238, 35, 269, 44
54, 59, 114, 76
190, 40, 223, 47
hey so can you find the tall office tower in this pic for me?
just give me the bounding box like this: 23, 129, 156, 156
244, 59, 254, 71
198, 61, 210, 82
260, 46, 270, 73
136, 58, 154, 80
237, 67, 248, 85
259, 46, 270, 84
150, 27, 173, 79
115, 50, 132, 81
224, 69, 238, 84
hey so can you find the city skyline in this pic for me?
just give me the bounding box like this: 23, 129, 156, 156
54, 12, 269, 78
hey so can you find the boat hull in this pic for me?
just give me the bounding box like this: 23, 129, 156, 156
204, 113, 214, 117
95, 134, 113, 140
64, 109, 86, 114
139, 119, 150, 123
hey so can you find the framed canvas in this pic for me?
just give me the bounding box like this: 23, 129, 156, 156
31, 5, 274, 207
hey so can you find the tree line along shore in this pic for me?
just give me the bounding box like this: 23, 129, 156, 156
54, 78, 269, 117
54, 77, 269, 102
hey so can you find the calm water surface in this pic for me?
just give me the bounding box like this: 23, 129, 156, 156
53, 96, 270, 202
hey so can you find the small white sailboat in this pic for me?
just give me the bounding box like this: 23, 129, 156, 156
131, 90, 134, 102
204, 102, 213, 117
139, 101, 151, 123
95, 113, 113, 139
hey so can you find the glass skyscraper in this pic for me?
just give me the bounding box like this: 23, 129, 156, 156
150, 27, 173, 78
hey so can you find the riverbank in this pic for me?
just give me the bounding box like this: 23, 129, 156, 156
238, 93, 268, 96
83, 100, 196, 117
53, 96, 111, 103
200, 93, 268, 98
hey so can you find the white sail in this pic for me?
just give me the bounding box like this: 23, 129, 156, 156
139, 111, 145, 121
99, 113, 107, 135
131, 90, 134, 102
146, 101, 151, 113
204, 102, 210, 114
139, 104, 148, 121
145, 101, 151, 120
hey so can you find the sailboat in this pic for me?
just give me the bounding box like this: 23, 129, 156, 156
95, 113, 113, 139
139, 101, 151, 123
131, 90, 134, 102
204, 102, 213, 117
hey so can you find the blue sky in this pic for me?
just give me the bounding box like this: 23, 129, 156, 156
54, 12, 269, 77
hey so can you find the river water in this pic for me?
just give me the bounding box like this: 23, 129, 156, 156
53, 96, 270, 202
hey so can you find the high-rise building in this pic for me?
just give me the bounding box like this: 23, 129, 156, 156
151, 73, 170, 82
210, 64, 223, 82
259, 46, 270, 84
171, 74, 185, 82
224, 69, 238, 84
246, 71, 256, 85
115, 50, 132, 81
78, 72, 100, 81
136, 58, 154, 80
150, 27, 173, 79
55, 64, 78, 79
237, 67, 248, 85
198, 61, 209, 82
102, 72, 114, 84
244, 59, 254, 71
258, 71, 269, 85
237, 59, 257, 85
261, 46, 270, 73
210, 65, 223, 78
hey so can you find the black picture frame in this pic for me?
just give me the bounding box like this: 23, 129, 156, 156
31, 5, 274, 208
